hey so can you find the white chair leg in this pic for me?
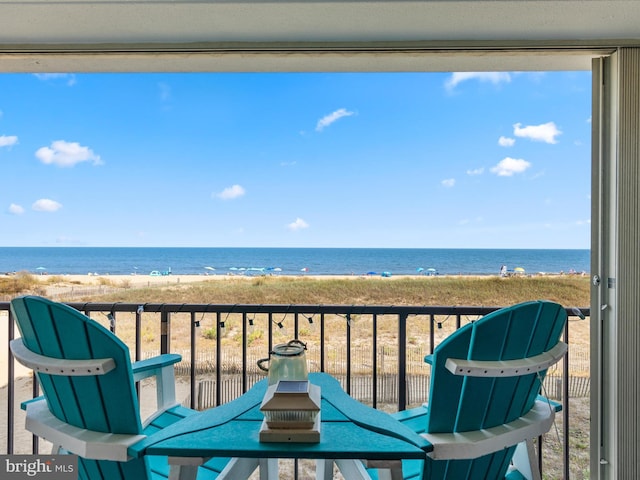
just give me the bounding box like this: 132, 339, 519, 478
259, 458, 278, 480
168, 465, 199, 480
316, 459, 334, 480
361, 459, 404, 480
217, 458, 260, 480
335, 459, 373, 480
510, 440, 541, 480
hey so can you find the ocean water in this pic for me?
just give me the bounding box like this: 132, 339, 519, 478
0, 247, 590, 277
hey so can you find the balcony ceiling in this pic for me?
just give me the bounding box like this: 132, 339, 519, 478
0, 0, 638, 72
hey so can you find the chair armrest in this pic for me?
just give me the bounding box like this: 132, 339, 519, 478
445, 342, 567, 378
422, 399, 557, 460
131, 353, 181, 380
10, 339, 116, 376
424, 354, 434, 365
24, 398, 144, 461
132, 354, 182, 417
20, 396, 44, 411
537, 395, 562, 413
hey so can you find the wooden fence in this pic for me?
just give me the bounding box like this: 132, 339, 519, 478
154, 344, 589, 410
168, 344, 589, 376
190, 373, 590, 411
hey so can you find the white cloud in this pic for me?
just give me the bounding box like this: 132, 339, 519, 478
441, 178, 456, 187
0, 135, 18, 148
8, 203, 24, 215
513, 122, 562, 144
35, 140, 102, 167
466, 167, 484, 176
445, 72, 511, 91
316, 108, 354, 132
498, 136, 515, 147
287, 217, 309, 231
459, 216, 483, 225
34, 73, 77, 86
215, 184, 245, 200
158, 82, 171, 101
490, 157, 531, 176
32, 199, 62, 212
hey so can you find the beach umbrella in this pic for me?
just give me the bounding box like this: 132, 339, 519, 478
204, 266, 215, 271
514, 267, 526, 275
367, 271, 377, 276
301, 267, 309, 273
36, 267, 47, 275
416, 267, 424, 273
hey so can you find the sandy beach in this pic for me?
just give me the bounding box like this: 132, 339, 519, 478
34, 272, 418, 285
1, 273, 590, 478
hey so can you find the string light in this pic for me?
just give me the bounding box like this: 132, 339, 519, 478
106, 312, 115, 332
274, 320, 288, 337
302, 313, 317, 331
571, 307, 586, 320
437, 314, 451, 329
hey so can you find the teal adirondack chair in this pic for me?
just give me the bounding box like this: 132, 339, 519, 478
9, 296, 230, 480
367, 300, 567, 480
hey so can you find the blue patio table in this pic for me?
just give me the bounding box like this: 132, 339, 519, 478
129, 372, 432, 480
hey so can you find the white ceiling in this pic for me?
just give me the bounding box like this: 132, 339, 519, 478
0, 0, 638, 72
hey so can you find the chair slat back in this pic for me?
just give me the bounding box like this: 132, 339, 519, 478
424, 300, 567, 479
11, 296, 143, 435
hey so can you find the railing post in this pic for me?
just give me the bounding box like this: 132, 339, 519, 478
135, 306, 143, 362
346, 313, 352, 394
160, 309, 170, 354
242, 312, 248, 393
190, 312, 198, 410
372, 313, 378, 409
320, 313, 325, 372
216, 312, 222, 406
398, 312, 408, 410
563, 317, 570, 480
7, 308, 14, 454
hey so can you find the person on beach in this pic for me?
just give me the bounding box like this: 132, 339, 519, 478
500, 265, 507, 277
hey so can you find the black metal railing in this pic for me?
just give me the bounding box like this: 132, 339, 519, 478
1, 301, 589, 478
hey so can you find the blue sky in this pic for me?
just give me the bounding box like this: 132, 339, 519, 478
0, 71, 591, 249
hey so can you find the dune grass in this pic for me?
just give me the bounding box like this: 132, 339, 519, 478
87, 274, 590, 308
5, 274, 591, 479
82, 274, 590, 480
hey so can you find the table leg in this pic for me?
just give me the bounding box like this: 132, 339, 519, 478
259, 458, 278, 479
361, 459, 404, 480
218, 458, 260, 479
335, 459, 373, 479
316, 459, 334, 480
168, 457, 205, 480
